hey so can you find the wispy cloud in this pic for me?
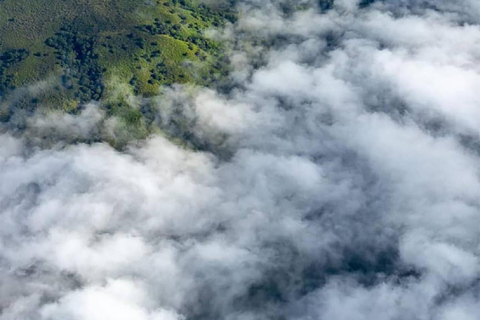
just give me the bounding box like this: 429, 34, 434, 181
1, 1, 479, 319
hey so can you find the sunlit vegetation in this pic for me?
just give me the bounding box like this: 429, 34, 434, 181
0, 0, 234, 136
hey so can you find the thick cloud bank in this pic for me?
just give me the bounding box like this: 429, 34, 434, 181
1, 1, 480, 319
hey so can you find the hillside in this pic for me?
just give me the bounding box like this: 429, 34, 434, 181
0, 0, 232, 119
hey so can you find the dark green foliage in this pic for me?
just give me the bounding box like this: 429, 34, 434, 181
0, 49, 30, 66
0, 49, 29, 94
46, 28, 104, 101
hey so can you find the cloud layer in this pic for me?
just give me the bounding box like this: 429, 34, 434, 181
1, 1, 479, 319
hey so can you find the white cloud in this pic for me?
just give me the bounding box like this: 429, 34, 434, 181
1, 1, 480, 319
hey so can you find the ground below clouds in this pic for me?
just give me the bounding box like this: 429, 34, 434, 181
1, 1, 479, 320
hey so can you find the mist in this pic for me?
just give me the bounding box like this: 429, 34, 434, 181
1, 1, 479, 319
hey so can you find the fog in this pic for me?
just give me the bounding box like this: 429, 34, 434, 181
1, 1, 479, 319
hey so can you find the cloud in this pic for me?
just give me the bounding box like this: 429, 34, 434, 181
1, 1, 480, 320
40, 279, 183, 320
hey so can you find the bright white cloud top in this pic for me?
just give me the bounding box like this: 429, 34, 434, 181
1, 1, 479, 319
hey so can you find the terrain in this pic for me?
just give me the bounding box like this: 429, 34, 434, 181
0, 0, 233, 144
